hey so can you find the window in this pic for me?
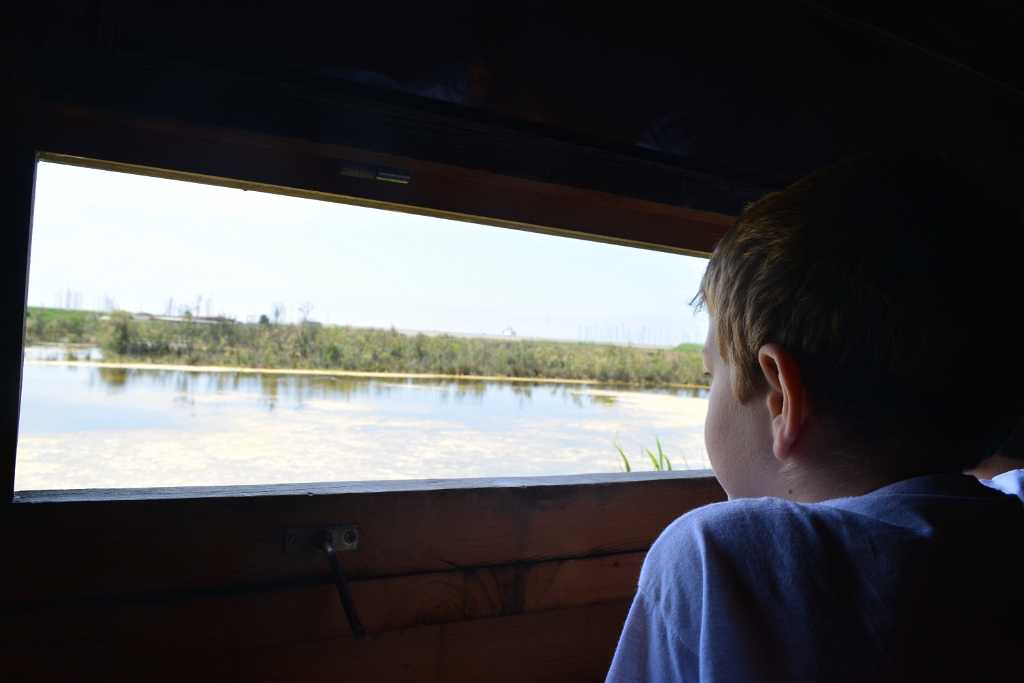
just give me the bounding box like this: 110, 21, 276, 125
16, 159, 712, 491
5, 63, 730, 683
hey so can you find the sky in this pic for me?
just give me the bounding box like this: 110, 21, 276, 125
27, 161, 710, 346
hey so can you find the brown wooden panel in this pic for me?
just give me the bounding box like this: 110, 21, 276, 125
438, 601, 630, 683
522, 551, 644, 612
5, 474, 722, 602
2, 551, 643, 650
239, 626, 442, 683
2, 642, 240, 683
3, 51, 726, 683
0, 547, 644, 680
24, 101, 732, 256
239, 601, 630, 683
20, 51, 770, 214
2, 567, 636, 682
2, 571, 458, 650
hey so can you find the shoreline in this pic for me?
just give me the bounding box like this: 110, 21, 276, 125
24, 359, 710, 391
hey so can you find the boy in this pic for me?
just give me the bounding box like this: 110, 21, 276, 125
607, 153, 1024, 681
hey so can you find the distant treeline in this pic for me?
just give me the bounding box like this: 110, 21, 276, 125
25, 307, 706, 387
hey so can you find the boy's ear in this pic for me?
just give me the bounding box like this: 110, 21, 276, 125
757, 344, 808, 462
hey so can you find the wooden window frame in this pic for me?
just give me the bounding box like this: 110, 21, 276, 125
3, 59, 732, 677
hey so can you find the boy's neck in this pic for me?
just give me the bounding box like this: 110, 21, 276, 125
775, 446, 938, 503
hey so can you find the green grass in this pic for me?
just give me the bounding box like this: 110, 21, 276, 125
615, 437, 687, 472
25, 307, 708, 388
24, 307, 103, 344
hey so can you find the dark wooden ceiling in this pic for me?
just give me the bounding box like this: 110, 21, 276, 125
7, 1, 1023, 215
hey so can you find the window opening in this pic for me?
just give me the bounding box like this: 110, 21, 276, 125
16, 159, 711, 491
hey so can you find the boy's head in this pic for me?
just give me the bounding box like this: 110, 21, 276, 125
695, 152, 1024, 499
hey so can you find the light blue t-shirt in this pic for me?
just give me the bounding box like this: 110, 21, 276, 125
606, 474, 1024, 682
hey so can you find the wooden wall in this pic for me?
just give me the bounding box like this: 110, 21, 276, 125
3, 53, 731, 681
3, 475, 725, 681
5, 5, 1023, 679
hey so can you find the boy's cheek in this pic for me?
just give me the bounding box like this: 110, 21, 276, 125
703, 384, 738, 491
704, 382, 774, 498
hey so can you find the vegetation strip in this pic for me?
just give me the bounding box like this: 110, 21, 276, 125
25, 306, 707, 388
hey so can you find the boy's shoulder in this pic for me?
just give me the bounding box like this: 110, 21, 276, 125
646, 494, 827, 561
640, 474, 1024, 600
629, 475, 1024, 680
655, 473, 1020, 542
637, 494, 835, 610
631, 495, 896, 680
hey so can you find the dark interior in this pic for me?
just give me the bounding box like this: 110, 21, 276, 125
3, 3, 1021, 680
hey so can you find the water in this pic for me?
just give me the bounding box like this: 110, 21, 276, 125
15, 348, 710, 490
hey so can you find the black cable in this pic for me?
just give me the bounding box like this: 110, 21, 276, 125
323, 538, 366, 639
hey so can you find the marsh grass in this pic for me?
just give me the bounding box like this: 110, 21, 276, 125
615, 436, 694, 472
26, 307, 707, 388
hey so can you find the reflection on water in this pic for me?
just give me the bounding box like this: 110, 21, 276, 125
96, 367, 129, 391
16, 347, 710, 490
85, 364, 707, 410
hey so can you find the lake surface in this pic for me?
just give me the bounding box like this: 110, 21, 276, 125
15, 348, 710, 490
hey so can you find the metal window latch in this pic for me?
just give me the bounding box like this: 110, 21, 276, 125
339, 163, 412, 185
284, 524, 365, 639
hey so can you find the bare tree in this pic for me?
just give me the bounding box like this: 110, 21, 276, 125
272, 303, 286, 325
298, 301, 313, 323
